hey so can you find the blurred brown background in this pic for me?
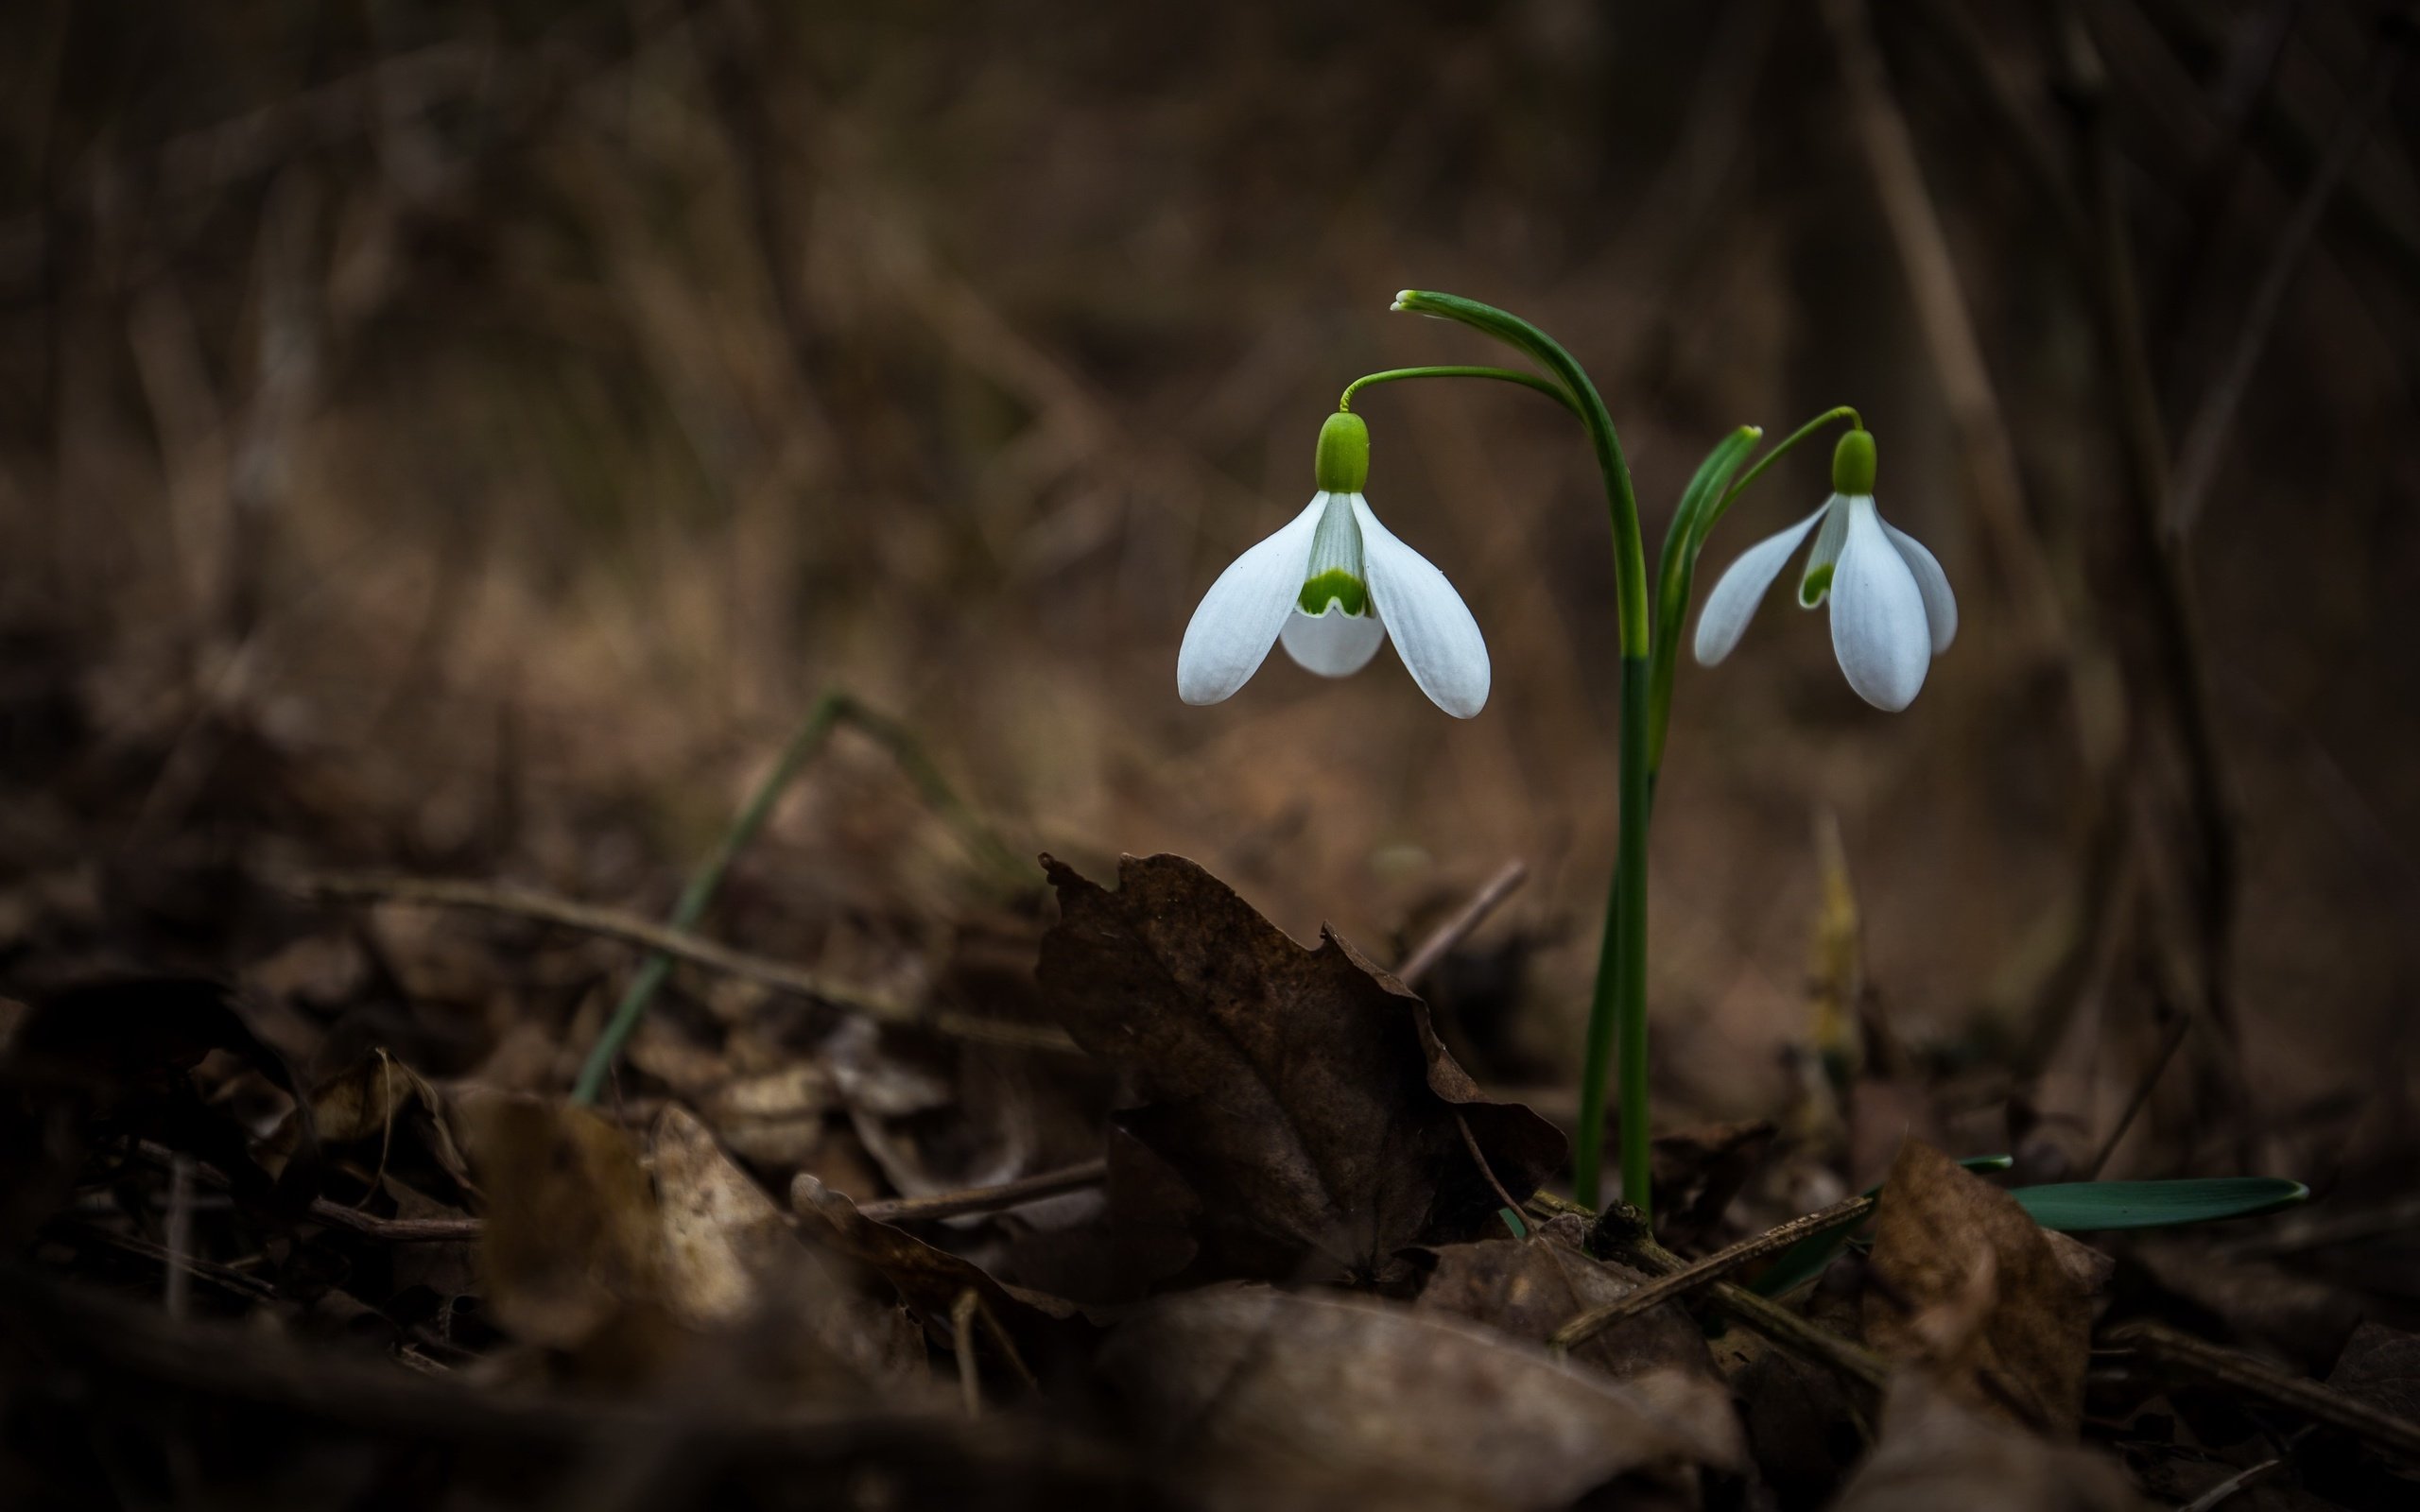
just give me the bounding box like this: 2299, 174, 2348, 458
3, 1, 2415, 1185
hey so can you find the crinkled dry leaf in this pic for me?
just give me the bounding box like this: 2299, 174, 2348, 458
1832, 1376, 2144, 1512
1096, 1285, 1742, 1512
1415, 1233, 1724, 1389
1651, 1118, 1775, 1249
458, 1091, 661, 1349
1862, 1140, 2091, 1433
651, 1103, 817, 1326
652, 1105, 925, 1389
1035, 853, 1564, 1281
264, 1049, 474, 1195
792, 1171, 1083, 1367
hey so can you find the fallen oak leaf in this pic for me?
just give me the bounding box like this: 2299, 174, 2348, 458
1095, 1284, 1743, 1512
1035, 853, 1564, 1282
1862, 1139, 2094, 1434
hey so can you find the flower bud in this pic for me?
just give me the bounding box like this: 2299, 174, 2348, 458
1831, 429, 1877, 495
1315, 411, 1371, 494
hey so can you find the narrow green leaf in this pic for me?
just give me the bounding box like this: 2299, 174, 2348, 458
2009, 1177, 2308, 1231
1498, 1206, 1529, 1241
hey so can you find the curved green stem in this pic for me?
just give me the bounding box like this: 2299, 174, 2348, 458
1392, 289, 1650, 1217
1646, 406, 1862, 779
1340, 365, 1582, 418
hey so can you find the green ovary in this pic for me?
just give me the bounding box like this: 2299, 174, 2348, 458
1298, 570, 1370, 617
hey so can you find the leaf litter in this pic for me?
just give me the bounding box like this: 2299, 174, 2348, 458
4, 843, 2414, 1509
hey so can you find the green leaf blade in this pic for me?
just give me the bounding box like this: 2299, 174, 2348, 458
2010, 1177, 2309, 1231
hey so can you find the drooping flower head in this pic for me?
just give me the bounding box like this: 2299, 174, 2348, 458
1177, 412, 1491, 716
1692, 429, 1955, 712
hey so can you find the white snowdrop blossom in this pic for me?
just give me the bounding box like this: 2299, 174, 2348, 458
1177, 412, 1490, 717
1691, 429, 1954, 713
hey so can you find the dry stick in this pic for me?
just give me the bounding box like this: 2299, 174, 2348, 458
2179, 1454, 2289, 1512
131, 1140, 482, 1243
2082, 1004, 2194, 1179
1549, 1191, 1879, 1352
164, 1156, 195, 1321
2169, 36, 2414, 539
1820, 0, 2070, 659
2062, 12, 2251, 1137
2109, 1320, 2420, 1466
295, 872, 1077, 1055
1453, 1112, 1528, 1229
1394, 859, 1528, 988
855, 1159, 1109, 1225
949, 1290, 983, 1418
1527, 1191, 1892, 1393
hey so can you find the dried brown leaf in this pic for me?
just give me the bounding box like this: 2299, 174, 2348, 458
1862, 1139, 2092, 1433
791, 1171, 1083, 1367
1414, 1233, 1724, 1388
1095, 1285, 1742, 1512
652, 1105, 925, 1389
1035, 853, 1564, 1281
458, 1091, 661, 1349
1831, 1376, 2144, 1512
265, 1048, 474, 1195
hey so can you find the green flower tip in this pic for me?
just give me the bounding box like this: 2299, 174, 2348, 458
1832, 429, 1877, 495
1315, 410, 1371, 493
1298, 568, 1369, 616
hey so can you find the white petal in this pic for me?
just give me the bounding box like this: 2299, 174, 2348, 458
1829, 496, 1932, 711
1880, 517, 1957, 653
1798, 493, 1852, 607
1692, 504, 1828, 665
1280, 606, 1386, 678
1176, 494, 1326, 705
1350, 496, 1490, 717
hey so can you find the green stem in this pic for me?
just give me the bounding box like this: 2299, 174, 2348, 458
571, 691, 857, 1105
1340, 365, 1582, 417
1392, 289, 1651, 1217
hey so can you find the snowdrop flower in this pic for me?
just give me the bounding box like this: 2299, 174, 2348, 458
1692, 429, 1955, 712
1177, 412, 1490, 717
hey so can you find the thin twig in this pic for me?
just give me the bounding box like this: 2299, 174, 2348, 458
1550, 1191, 1878, 1351
854, 1159, 1108, 1225
164, 1156, 195, 1321
1820, 0, 2069, 656
131, 1141, 483, 1243
65, 1220, 280, 1305
2109, 1320, 2420, 1465
290, 871, 1078, 1055
1453, 1112, 1528, 1229
1527, 1192, 1890, 1393
1394, 860, 1528, 988
2083, 1003, 2193, 1179
2169, 37, 2414, 538
2179, 1455, 2288, 1512
949, 1289, 983, 1418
